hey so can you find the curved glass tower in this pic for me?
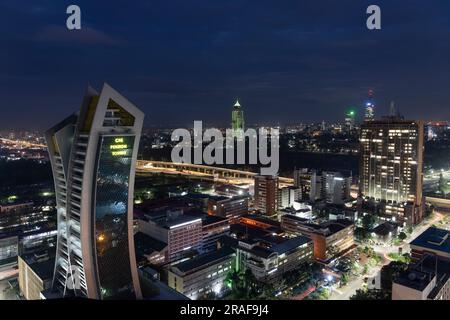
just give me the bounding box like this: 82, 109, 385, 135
45, 83, 143, 299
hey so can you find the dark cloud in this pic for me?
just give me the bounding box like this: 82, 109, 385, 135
34, 25, 123, 46
1, 0, 450, 129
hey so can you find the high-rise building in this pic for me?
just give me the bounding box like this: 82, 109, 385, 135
45, 83, 143, 299
320, 171, 351, 205
345, 109, 356, 131
359, 117, 424, 225
231, 99, 245, 138
364, 90, 375, 122
294, 168, 351, 204
293, 168, 318, 202
254, 175, 279, 216
278, 186, 301, 209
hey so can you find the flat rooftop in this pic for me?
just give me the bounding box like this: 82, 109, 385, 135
201, 214, 229, 226
410, 227, 450, 254
172, 247, 234, 274
21, 250, 55, 281
393, 269, 434, 292
134, 232, 167, 258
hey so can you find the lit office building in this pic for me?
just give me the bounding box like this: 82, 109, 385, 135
45, 83, 143, 299
364, 90, 375, 121
168, 247, 235, 299
293, 169, 351, 205
254, 175, 279, 217
137, 212, 203, 262
207, 195, 249, 221
293, 168, 317, 202
280, 215, 355, 262
359, 117, 424, 225
278, 186, 301, 209
320, 172, 351, 205
235, 235, 313, 283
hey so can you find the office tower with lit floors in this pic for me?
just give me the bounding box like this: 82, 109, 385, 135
45, 83, 144, 299
254, 175, 279, 217
359, 115, 424, 225
364, 90, 375, 121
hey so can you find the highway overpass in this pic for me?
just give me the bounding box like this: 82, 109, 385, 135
136, 160, 294, 186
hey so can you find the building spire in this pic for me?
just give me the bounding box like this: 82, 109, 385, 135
234, 99, 241, 107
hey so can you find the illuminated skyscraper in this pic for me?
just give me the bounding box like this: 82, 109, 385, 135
359, 116, 424, 225
254, 175, 278, 217
45, 83, 143, 299
345, 109, 356, 131
231, 99, 245, 138
364, 90, 375, 122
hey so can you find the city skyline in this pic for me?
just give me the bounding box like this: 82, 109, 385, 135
1, 1, 450, 305
2, 1, 450, 129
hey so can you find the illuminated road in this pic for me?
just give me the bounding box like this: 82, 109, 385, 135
0, 138, 46, 149
136, 160, 294, 187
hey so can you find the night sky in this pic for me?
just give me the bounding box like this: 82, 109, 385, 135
2, 0, 450, 130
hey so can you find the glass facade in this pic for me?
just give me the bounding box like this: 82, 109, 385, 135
94, 135, 136, 299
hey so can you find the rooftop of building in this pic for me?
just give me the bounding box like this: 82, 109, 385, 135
361, 117, 421, 126
281, 214, 353, 236
270, 235, 312, 255
230, 223, 280, 240
224, 227, 312, 259
143, 209, 203, 229
240, 214, 281, 228
20, 250, 55, 281
394, 254, 450, 297
201, 214, 229, 226
410, 227, 450, 254
281, 214, 311, 223
139, 267, 190, 300
134, 232, 167, 259
373, 221, 399, 236
393, 268, 434, 292
171, 247, 235, 274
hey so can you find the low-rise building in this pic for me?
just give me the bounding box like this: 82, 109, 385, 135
200, 215, 230, 253
137, 211, 203, 262
207, 195, 249, 221
18, 251, 54, 300
392, 254, 450, 300
0, 235, 19, 267
0, 201, 34, 214
134, 232, 168, 267
409, 227, 450, 263
234, 235, 313, 283
281, 215, 355, 262
168, 247, 235, 300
